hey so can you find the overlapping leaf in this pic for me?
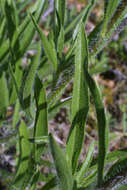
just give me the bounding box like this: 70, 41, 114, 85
12, 120, 31, 189
34, 75, 48, 162
30, 13, 58, 71
66, 22, 89, 173
49, 134, 73, 190
20, 43, 41, 110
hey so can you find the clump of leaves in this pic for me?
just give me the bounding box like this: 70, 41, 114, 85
0, 0, 127, 190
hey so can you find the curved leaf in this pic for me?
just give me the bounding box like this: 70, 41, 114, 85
86, 72, 109, 186
66, 22, 89, 173
49, 134, 73, 190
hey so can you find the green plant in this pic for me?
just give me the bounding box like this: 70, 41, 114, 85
0, 0, 127, 189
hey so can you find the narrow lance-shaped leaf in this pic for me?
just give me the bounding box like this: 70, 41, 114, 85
49, 0, 96, 107
66, 22, 89, 174
29, 167, 40, 190
0, 72, 9, 117
20, 43, 41, 110
76, 141, 95, 183
40, 177, 57, 190
0, 18, 6, 45
49, 134, 73, 190
86, 72, 109, 186
104, 157, 127, 183
34, 75, 48, 162
0, 0, 45, 62
15, 0, 46, 59
65, 0, 95, 35
12, 99, 20, 129
57, 26, 64, 57
54, 0, 66, 47
12, 120, 31, 188
10, 59, 22, 105
49, 1, 127, 96
0, 0, 5, 14
73, 0, 96, 41
102, 0, 122, 36
107, 0, 127, 33
55, 0, 66, 26
90, 0, 127, 57
4, 0, 19, 61
30, 13, 58, 71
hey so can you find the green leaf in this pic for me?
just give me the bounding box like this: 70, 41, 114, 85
34, 75, 48, 162
12, 99, 20, 129
0, 18, 6, 45
18, 0, 46, 58
29, 136, 49, 144
47, 64, 73, 108
4, 0, 19, 60
9, 62, 20, 102
9, 59, 22, 104
48, 96, 72, 120
66, 22, 89, 174
18, 0, 32, 13
76, 141, 95, 183
57, 26, 64, 57
30, 13, 58, 71
78, 171, 97, 188
49, 134, 73, 190
73, 0, 96, 41
0, 72, 9, 117
21, 43, 41, 110
102, 0, 122, 36
86, 72, 109, 186
12, 120, 31, 189
107, 0, 127, 33
29, 168, 40, 190
40, 177, 57, 190
104, 157, 127, 183
65, 0, 96, 35
0, 0, 5, 14
0, 0, 46, 62
0, 40, 9, 62
55, 0, 66, 26
90, 0, 127, 58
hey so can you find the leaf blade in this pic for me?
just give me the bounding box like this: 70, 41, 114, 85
49, 134, 73, 190
66, 22, 89, 173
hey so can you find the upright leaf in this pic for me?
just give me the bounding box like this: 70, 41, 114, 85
29, 168, 40, 190
65, 0, 96, 35
12, 99, 20, 129
66, 22, 89, 173
34, 76, 48, 162
76, 141, 95, 183
18, 0, 46, 58
57, 26, 64, 57
12, 120, 31, 189
86, 72, 109, 186
30, 13, 58, 71
21, 43, 41, 110
0, 72, 9, 117
10, 59, 22, 104
102, 0, 122, 36
49, 134, 73, 190
4, 0, 19, 61
55, 0, 66, 26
